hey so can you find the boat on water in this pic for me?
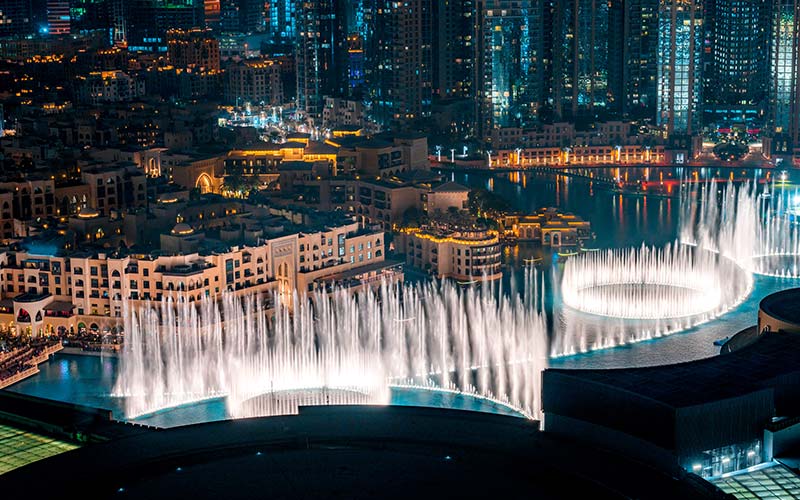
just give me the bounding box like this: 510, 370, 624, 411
580, 247, 600, 252
557, 250, 579, 257
713, 337, 730, 346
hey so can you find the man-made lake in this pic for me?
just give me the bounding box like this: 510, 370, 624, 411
7, 166, 798, 425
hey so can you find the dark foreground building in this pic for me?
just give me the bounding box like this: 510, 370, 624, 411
0, 399, 730, 499
543, 294, 800, 479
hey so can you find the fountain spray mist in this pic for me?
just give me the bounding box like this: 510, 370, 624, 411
114, 269, 548, 420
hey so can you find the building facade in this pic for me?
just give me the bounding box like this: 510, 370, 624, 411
475, 1, 545, 140
368, 0, 432, 129
0, 220, 395, 336
703, 0, 770, 129
769, 0, 800, 155
224, 59, 284, 105
657, 0, 703, 136
295, 0, 343, 119
553, 0, 610, 119
167, 28, 221, 71
609, 0, 659, 119
403, 224, 502, 282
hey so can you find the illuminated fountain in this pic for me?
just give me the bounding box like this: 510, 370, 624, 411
114, 273, 548, 421
552, 243, 752, 356
680, 180, 800, 278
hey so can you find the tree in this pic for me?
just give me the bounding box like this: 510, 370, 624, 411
402, 206, 425, 228
468, 188, 514, 217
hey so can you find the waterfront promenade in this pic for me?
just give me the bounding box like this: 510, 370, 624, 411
0, 342, 63, 390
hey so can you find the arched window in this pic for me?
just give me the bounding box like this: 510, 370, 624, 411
17, 309, 30, 322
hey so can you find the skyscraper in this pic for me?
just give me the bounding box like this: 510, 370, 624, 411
432, 0, 474, 100
167, 27, 220, 71
204, 0, 221, 28
368, 0, 432, 129
552, 0, 610, 120
125, 0, 204, 52
266, 0, 295, 40
296, 0, 346, 119
657, 0, 703, 136
703, 0, 770, 128
608, 0, 659, 120
220, 0, 263, 33
46, 0, 70, 35
475, 0, 546, 139
0, 0, 34, 36
769, 0, 800, 147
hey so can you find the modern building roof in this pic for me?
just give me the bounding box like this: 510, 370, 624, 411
0, 422, 78, 475
759, 288, 800, 327
545, 331, 800, 409
0, 405, 731, 499
709, 462, 800, 500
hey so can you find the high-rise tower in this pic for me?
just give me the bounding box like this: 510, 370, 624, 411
367, 0, 432, 130
769, 0, 800, 149
552, 0, 610, 120
657, 0, 703, 136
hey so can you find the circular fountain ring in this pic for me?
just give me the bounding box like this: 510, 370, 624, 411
230, 386, 382, 419
561, 245, 752, 322
747, 253, 800, 279
564, 282, 720, 320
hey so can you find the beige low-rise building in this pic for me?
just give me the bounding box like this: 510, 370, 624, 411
500, 208, 592, 247
0, 217, 399, 337
402, 224, 502, 282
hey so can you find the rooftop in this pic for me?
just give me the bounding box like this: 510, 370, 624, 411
545, 331, 800, 409
759, 288, 800, 327
0, 422, 78, 475
432, 181, 470, 193
0, 405, 731, 499
709, 461, 800, 500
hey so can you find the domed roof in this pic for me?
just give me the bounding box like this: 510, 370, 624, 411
171, 222, 194, 235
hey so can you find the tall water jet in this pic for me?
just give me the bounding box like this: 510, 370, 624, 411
114, 271, 548, 421
680, 180, 800, 278
552, 243, 752, 356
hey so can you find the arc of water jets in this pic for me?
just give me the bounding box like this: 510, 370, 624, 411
114, 270, 549, 421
